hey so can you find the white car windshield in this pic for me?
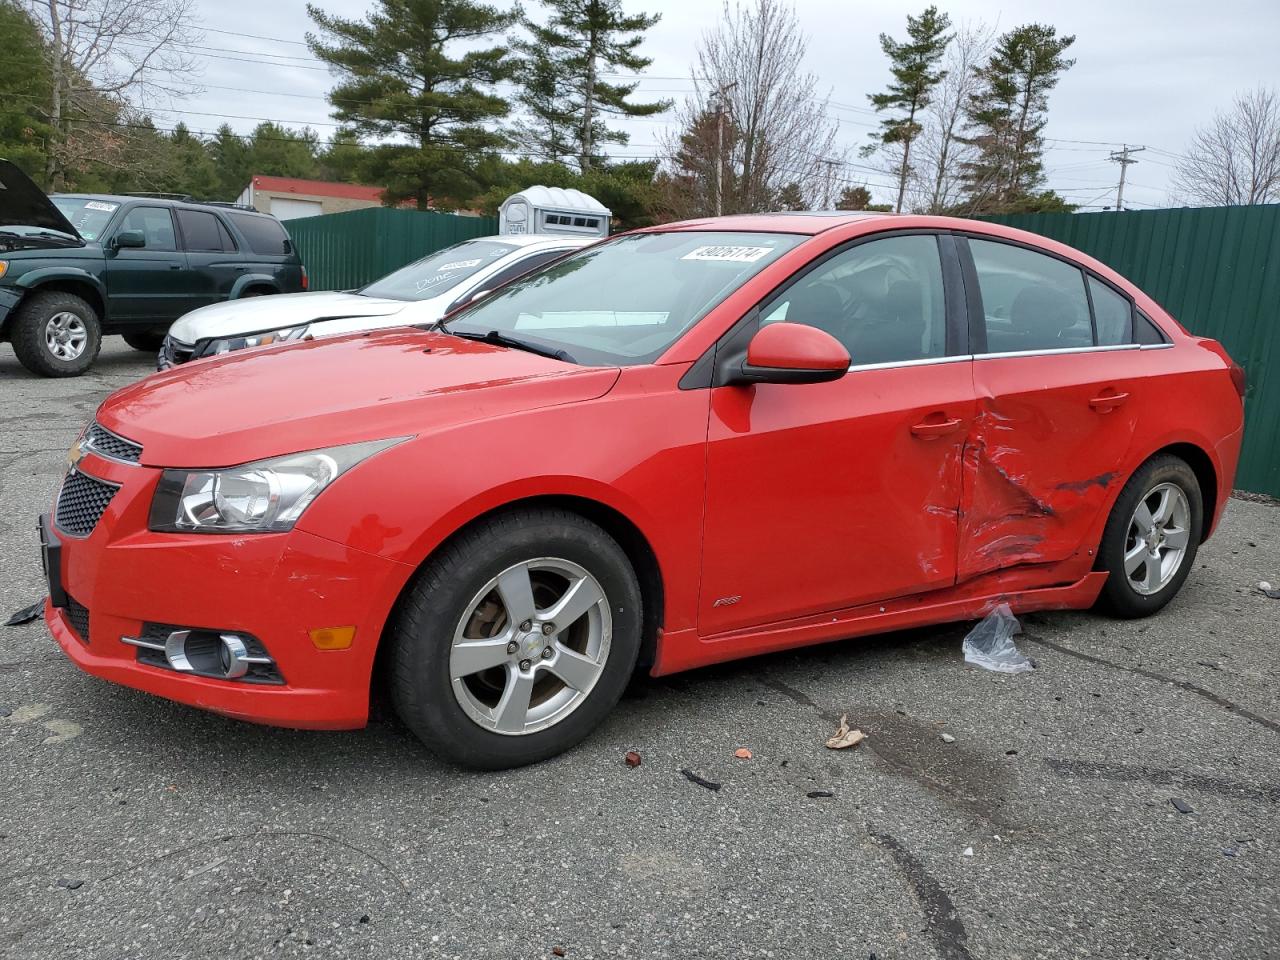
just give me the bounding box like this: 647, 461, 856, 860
361, 240, 519, 301
443, 231, 804, 366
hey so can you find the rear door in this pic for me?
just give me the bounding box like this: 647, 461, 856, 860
177, 209, 244, 310
956, 235, 1159, 580
698, 232, 975, 635
103, 205, 190, 324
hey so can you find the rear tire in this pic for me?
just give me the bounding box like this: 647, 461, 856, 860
10, 291, 102, 377
390, 509, 642, 769
122, 331, 166, 352
1096, 455, 1203, 618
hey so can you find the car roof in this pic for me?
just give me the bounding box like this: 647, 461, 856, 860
646, 212, 899, 236
477, 233, 597, 249
54, 193, 272, 217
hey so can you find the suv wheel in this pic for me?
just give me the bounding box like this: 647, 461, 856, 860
390, 508, 642, 769
10, 291, 102, 377
122, 331, 166, 353
1096, 455, 1203, 618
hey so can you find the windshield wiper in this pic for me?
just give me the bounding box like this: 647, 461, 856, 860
448, 329, 576, 364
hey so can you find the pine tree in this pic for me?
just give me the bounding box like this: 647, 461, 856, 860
517, 0, 670, 172
836, 185, 871, 210
867, 6, 952, 213
511, 42, 577, 163
960, 24, 1075, 214
306, 0, 517, 209
776, 182, 805, 210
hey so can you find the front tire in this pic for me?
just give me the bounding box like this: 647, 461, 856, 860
390, 509, 642, 769
1097, 455, 1203, 618
10, 291, 102, 377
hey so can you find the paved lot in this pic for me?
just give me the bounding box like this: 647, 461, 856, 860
1, 338, 1278, 960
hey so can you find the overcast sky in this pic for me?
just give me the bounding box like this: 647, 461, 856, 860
165, 0, 1280, 209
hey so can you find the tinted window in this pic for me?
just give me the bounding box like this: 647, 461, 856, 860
449, 232, 803, 366
363, 240, 520, 301
117, 206, 176, 251
228, 213, 292, 256
1089, 277, 1133, 345
177, 210, 226, 252
216, 217, 237, 251
762, 234, 946, 364
969, 239, 1091, 351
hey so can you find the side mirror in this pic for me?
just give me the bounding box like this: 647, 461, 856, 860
730, 323, 849, 385
113, 230, 145, 249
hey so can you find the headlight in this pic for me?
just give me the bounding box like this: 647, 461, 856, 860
148, 439, 405, 534
200, 325, 309, 357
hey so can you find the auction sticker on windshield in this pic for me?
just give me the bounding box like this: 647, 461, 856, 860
436, 259, 483, 271
84, 201, 118, 212
681, 245, 775, 263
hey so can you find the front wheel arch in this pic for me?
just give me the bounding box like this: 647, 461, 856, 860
370, 495, 665, 712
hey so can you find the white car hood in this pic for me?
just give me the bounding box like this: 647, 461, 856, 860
168, 291, 412, 343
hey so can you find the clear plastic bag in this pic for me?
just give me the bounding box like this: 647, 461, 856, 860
962, 603, 1035, 674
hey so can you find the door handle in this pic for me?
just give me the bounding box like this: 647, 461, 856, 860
910, 417, 963, 439
1089, 391, 1130, 412
168, 264, 181, 270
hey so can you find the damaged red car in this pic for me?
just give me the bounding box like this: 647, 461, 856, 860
41, 213, 1245, 768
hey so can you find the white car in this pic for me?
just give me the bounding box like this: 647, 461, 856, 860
158, 233, 594, 368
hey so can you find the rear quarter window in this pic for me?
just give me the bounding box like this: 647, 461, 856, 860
228, 213, 293, 257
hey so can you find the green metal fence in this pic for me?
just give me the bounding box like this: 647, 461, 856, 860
286, 207, 499, 292
983, 206, 1280, 497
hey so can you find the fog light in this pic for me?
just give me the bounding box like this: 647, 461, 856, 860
309, 625, 356, 650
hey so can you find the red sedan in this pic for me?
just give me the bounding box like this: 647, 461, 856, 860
41, 213, 1245, 768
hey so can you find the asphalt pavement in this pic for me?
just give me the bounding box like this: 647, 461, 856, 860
2, 339, 1278, 959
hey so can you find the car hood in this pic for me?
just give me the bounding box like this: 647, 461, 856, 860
0, 159, 82, 239
96, 328, 621, 468
168, 291, 411, 343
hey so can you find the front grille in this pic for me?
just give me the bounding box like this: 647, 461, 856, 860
85, 422, 142, 464
65, 596, 90, 646
54, 469, 119, 537
159, 335, 195, 369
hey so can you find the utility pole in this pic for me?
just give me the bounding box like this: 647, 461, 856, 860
711, 82, 737, 216
819, 159, 840, 209
1108, 144, 1145, 211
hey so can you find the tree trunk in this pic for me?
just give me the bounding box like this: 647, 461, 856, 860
581, 28, 597, 173
896, 102, 917, 214
45, 0, 64, 189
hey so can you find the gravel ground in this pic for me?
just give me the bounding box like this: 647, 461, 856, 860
2, 339, 1278, 960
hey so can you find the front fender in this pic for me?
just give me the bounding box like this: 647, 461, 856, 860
230, 274, 279, 299
15, 265, 107, 301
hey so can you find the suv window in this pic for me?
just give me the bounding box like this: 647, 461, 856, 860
177, 210, 233, 252
117, 206, 177, 251
228, 213, 292, 256
969, 239, 1092, 352
762, 234, 947, 365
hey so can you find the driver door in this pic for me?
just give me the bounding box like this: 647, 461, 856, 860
698, 233, 975, 635
104, 206, 191, 323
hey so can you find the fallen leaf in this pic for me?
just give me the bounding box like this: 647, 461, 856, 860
552, 948, 566, 958
825, 713, 866, 750
624, 751, 641, 768
734, 748, 752, 760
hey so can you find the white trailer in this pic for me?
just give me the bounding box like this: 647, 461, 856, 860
499, 186, 611, 239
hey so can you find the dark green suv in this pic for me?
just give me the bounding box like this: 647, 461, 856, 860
0, 159, 306, 377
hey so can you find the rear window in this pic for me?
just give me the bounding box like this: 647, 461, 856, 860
178, 210, 235, 252
228, 213, 293, 256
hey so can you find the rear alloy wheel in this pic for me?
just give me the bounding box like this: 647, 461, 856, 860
390, 509, 641, 769
1097, 456, 1203, 617
10, 290, 102, 377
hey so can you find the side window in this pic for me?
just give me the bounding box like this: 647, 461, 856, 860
969, 239, 1092, 352
761, 234, 947, 365
1089, 277, 1133, 345
176, 210, 225, 252
228, 213, 292, 256
116, 206, 177, 251
215, 217, 238, 252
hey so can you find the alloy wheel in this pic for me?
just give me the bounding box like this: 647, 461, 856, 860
1124, 481, 1192, 596
45, 312, 88, 361
449, 557, 612, 735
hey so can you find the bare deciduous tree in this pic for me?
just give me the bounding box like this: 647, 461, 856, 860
25, 0, 202, 187
664, 0, 842, 216
905, 20, 992, 213
1173, 87, 1280, 207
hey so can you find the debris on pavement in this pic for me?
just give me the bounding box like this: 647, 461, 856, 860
5, 600, 43, 626
56, 878, 83, 890
962, 603, 1035, 674
806, 791, 834, 799
825, 714, 866, 750
1170, 797, 1195, 814
680, 768, 721, 792
940, 733, 956, 744
623, 751, 642, 768
962, 847, 974, 857
552, 948, 566, 957
1258, 581, 1280, 599
734, 748, 753, 760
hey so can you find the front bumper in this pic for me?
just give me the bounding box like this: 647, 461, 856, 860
42, 451, 412, 729
0, 285, 21, 334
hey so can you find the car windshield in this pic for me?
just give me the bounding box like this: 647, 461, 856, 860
360, 240, 520, 301
444, 231, 805, 366
51, 197, 119, 240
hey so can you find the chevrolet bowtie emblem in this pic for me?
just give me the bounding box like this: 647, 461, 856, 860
67, 434, 90, 468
